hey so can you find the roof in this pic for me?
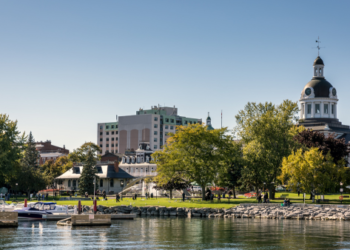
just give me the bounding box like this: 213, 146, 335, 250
207, 125, 214, 131
106, 165, 134, 179
303, 77, 333, 97
313, 56, 324, 66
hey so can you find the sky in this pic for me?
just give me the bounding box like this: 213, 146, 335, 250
1, 1, 350, 151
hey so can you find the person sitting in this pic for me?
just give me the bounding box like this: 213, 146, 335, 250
116, 194, 120, 202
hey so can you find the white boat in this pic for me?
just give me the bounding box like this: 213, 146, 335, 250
0, 198, 23, 211
15, 202, 72, 221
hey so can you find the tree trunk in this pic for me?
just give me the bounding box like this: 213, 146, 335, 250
309, 193, 313, 200
202, 186, 206, 201
169, 189, 173, 199
233, 186, 236, 199
269, 185, 275, 200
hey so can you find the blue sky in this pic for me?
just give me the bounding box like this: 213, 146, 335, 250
1, 1, 350, 151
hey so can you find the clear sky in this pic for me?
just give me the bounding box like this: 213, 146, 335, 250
1, 1, 350, 151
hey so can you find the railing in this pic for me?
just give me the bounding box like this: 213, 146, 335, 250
126, 172, 157, 177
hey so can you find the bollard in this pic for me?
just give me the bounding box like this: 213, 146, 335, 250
24, 199, 27, 208
94, 199, 97, 214
78, 200, 82, 215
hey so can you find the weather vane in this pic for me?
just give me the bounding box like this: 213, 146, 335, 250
316, 37, 322, 56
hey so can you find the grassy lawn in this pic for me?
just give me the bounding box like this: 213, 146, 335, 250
5, 192, 350, 208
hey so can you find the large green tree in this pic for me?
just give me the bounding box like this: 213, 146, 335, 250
41, 156, 73, 187
235, 100, 303, 198
0, 114, 26, 186
152, 123, 227, 200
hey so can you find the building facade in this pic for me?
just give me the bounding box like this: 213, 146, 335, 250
35, 140, 69, 165
97, 106, 202, 154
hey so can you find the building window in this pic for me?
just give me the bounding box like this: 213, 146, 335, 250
100, 179, 103, 187
73, 180, 76, 187
324, 104, 329, 114
111, 125, 114, 128
185, 121, 188, 124
165, 125, 168, 129
116, 144, 118, 147
154, 145, 157, 149
68, 180, 71, 187
112, 138, 114, 141
100, 132, 102, 135
100, 126, 103, 129
154, 131, 158, 135
307, 104, 312, 114
106, 138, 109, 141
116, 131, 118, 135
332, 104, 334, 114
112, 144, 114, 147
100, 138, 103, 141
194, 122, 196, 124
110, 179, 114, 187
165, 118, 169, 122
106, 132, 109, 135
106, 144, 109, 147
58, 180, 63, 185
171, 119, 174, 123
116, 125, 118, 128
112, 131, 114, 135
315, 104, 320, 114
100, 144, 102, 148
154, 124, 158, 128
170, 126, 174, 130
116, 137, 118, 141
106, 126, 109, 129
165, 132, 169, 136
154, 138, 157, 142
190, 121, 193, 124
154, 117, 158, 121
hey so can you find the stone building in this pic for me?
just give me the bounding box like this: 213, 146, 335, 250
35, 140, 69, 165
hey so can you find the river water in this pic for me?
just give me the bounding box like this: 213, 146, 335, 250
1, 217, 350, 249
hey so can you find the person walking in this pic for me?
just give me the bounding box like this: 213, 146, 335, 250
218, 193, 221, 203
182, 191, 186, 202
116, 193, 120, 202
263, 192, 268, 203
257, 193, 262, 203
298, 190, 300, 197
151, 193, 153, 199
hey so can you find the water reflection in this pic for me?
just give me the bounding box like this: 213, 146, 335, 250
1, 217, 350, 249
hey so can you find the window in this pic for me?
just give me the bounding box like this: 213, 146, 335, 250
116, 137, 118, 141
154, 138, 157, 142
100, 126, 103, 129
332, 104, 334, 114
170, 119, 174, 123
106, 126, 109, 129
73, 180, 76, 187
165, 125, 168, 129
110, 179, 114, 187
154, 145, 158, 149
112, 144, 114, 147
116, 125, 118, 128
116, 131, 118, 135
116, 144, 118, 147
73, 167, 80, 174
96, 166, 102, 173
100, 132, 102, 135
154, 131, 158, 135
324, 104, 329, 114
315, 104, 320, 114
58, 180, 63, 185
194, 122, 196, 124
100, 138, 103, 141
100, 144, 102, 148
165, 118, 169, 122
112, 138, 114, 141
112, 131, 114, 135
106, 138, 109, 141
120, 180, 124, 187
111, 125, 114, 128
154, 117, 158, 121
106, 144, 109, 147
185, 121, 188, 124
106, 132, 109, 135
170, 126, 174, 130
154, 124, 158, 128
190, 121, 193, 124
100, 179, 103, 187
307, 104, 312, 114
68, 180, 71, 187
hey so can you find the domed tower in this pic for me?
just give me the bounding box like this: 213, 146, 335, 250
299, 56, 338, 120
206, 112, 214, 130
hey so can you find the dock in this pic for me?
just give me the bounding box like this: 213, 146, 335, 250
0, 212, 18, 227
57, 214, 112, 226
44, 213, 136, 221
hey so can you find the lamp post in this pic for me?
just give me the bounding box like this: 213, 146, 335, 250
263, 182, 266, 192
15, 183, 18, 200
93, 177, 96, 201
340, 182, 343, 204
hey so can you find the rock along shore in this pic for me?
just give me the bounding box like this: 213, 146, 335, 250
70, 203, 350, 221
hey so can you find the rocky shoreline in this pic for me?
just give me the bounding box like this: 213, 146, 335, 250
70, 204, 350, 221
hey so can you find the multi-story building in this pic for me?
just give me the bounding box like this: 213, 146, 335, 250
35, 140, 69, 165
97, 106, 202, 154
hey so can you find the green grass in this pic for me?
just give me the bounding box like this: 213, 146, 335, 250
5, 192, 350, 208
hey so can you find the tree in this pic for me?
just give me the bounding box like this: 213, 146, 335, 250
22, 132, 39, 169
77, 143, 101, 195
69, 142, 101, 163
279, 148, 347, 199
0, 114, 26, 186
153, 177, 190, 199
41, 156, 73, 187
234, 100, 303, 198
152, 123, 227, 200
215, 139, 243, 198
294, 130, 350, 164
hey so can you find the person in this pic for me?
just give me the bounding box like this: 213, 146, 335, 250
46, 193, 48, 200
223, 192, 226, 199
257, 193, 262, 203
298, 190, 300, 197
0, 193, 3, 199
182, 191, 185, 202
263, 192, 268, 203
103, 190, 106, 200
85, 192, 88, 198
146, 192, 148, 199
42, 194, 45, 200
218, 193, 221, 202
134, 193, 137, 200
151, 193, 153, 199
116, 193, 120, 202
191, 185, 194, 192
210, 193, 214, 203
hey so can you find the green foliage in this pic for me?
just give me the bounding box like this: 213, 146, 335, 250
69, 142, 101, 163
78, 146, 100, 195
152, 123, 228, 200
41, 156, 73, 187
0, 114, 26, 186
279, 147, 347, 194
22, 132, 39, 169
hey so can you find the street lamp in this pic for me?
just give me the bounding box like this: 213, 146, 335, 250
340, 182, 344, 204
15, 183, 18, 200
263, 182, 266, 192
93, 177, 96, 201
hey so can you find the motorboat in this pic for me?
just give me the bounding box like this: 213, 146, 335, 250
15, 202, 72, 221
0, 198, 23, 211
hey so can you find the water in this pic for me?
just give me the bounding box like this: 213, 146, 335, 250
1, 217, 350, 249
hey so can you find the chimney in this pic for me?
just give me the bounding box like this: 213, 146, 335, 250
114, 161, 119, 173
